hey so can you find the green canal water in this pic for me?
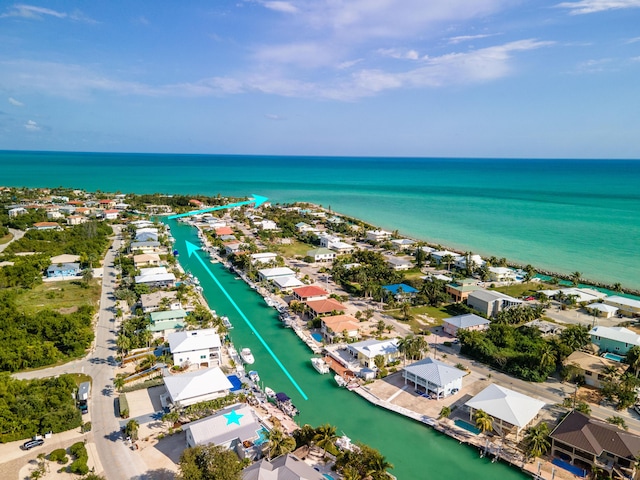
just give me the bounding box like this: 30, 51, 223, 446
168, 219, 528, 480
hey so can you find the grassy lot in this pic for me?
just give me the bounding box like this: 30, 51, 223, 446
387, 303, 471, 333
0, 233, 13, 245
402, 269, 425, 281
491, 281, 554, 298
274, 239, 316, 258
14, 279, 102, 315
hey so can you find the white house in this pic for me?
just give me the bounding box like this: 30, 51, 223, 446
134, 266, 176, 288
391, 238, 415, 250
465, 384, 545, 439
168, 328, 222, 368
272, 276, 305, 291
250, 252, 278, 265
386, 256, 412, 271
467, 289, 522, 317
255, 219, 278, 230
258, 267, 296, 282
587, 303, 619, 318
183, 404, 266, 461
306, 248, 336, 262
365, 229, 392, 242
443, 314, 490, 336
347, 339, 400, 368
431, 250, 463, 265
8, 207, 27, 217
140, 290, 181, 313
161, 367, 233, 408
455, 255, 485, 270
603, 296, 640, 317
488, 267, 519, 282
403, 357, 465, 399
243, 453, 326, 480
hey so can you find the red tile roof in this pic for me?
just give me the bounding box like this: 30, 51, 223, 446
292, 285, 329, 299
215, 226, 234, 236
306, 298, 346, 314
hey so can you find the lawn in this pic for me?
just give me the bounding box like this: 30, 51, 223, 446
15, 279, 102, 315
274, 239, 316, 258
387, 303, 470, 333
0, 233, 13, 245
490, 281, 554, 299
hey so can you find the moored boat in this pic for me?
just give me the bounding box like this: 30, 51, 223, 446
240, 348, 255, 364
334, 374, 348, 387
311, 357, 330, 374
248, 370, 260, 383
264, 387, 276, 399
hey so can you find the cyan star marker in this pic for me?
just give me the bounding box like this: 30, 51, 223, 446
224, 409, 244, 426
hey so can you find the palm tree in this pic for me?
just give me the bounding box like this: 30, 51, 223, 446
524, 422, 550, 458
313, 424, 337, 457
365, 452, 394, 479
570, 271, 581, 286
113, 375, 126, 392
538, 344, 557, 371
441, 254, 454, 271
125, 418, 139, 441
473, 409, 493, 434
266, 428, 296, 459
626, 346, 640, 377
438, 406, 451, 419
606, 416, 628, 430
374, 355, 385, 377
401, 302, 412, 322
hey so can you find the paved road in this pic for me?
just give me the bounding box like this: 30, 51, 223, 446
13, 226, 151, 479
0, 228, 25, 253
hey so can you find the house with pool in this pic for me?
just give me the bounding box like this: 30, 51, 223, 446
563, 351, 626, 389
588, 326, 640, 355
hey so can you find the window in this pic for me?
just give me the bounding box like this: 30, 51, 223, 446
585, 370, 593, 376
200, 355, 206, 359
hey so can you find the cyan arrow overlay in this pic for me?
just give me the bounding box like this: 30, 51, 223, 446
168, 194, 268, 219
185, 240, 308, 401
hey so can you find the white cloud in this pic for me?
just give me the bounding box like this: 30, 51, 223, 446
24, 119, 40, 131
377, 48, 422, 60
8, 97, 24, 106
625, 36, 640, 44
573, 58, 614, 73
555, 0, 640, 15
263, 1, 298, 13
265, 113, 284, 120
0, 4, 95, 22
448, 33, 498, 45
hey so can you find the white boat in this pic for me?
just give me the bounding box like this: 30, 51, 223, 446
334, 374, 348, 387
264, 387, 276, 399
248, 370, 260, 383
311, 357, 330, 374
240, 348, 255, 365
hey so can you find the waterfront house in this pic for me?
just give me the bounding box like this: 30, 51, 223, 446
588, 326, 640, 355
403, 357, 465, 399
140, 290, 181, 313
464, 384, 545, 439
258, 267, 297, 282
321, 314, 360, 342
454, 254, 485, 270
292, 285, 329, 303
385, 256, 413, 271
242, 453, 326, 480
391, 238, 415, 250
168, 328, 222, 368
129, 241, 162, 254
98, 199, 116, 209
272, 275, 305, 292
161, 367, 233, 408
365, 229, 392, 242
215, 226, 235, 236
183, 404, 266, 461
133, 253, 161, 268
431, 250, 462, 265
563, 351, 625, 389
603, 296, 640, 317
134, 266, 176, 288
8, 207, 27, 217
446, 278, 482, 303
382, 283, 418, 300
539, 288, 607, 304
250, 252, 278, 265
149, 309, 188, 337
135, 228, 158, 242
46, 262, 81, 278
442, 313, 490, 337
467, 289, 522, 318
550, 410, 640, 479
224, 241, 243, 255
587, 303, 619, 318
306, 247, 336, 263
306, 298, 347, 319
347, 339, 400, 368
487, 267, 519, 282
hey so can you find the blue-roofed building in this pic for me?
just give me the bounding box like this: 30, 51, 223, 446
382, 283, 418, 300
403, 357, 465, 399
46, 262, 81, 278
443, 313, 490, 336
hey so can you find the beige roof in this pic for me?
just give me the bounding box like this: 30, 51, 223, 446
322, 314, 360, 333
50, 254, 81, 264
134, 253, 161, 264
564, 351, 624, 374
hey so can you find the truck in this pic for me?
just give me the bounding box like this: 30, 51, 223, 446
77, 381, 90, 414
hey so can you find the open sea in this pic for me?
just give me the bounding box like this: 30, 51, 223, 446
1, 150, 639, 289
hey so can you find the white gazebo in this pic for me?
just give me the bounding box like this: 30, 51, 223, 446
464, 384, 545, 439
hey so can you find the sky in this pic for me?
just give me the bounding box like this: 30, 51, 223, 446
1, 0, 640, 158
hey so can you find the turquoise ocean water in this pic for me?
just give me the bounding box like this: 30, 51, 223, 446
1, 151, 639, 289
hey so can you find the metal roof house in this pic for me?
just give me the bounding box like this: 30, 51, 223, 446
403, 357, 465, 399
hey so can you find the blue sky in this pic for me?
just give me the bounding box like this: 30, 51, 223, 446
1, 1, 640, 158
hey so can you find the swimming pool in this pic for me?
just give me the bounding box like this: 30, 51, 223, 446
254, 426, 269, 446
603, 353, 625, 362
455, 419, 481, 435
311, 333, 323, 342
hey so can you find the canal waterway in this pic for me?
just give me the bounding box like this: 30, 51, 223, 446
168, 219, 528, 480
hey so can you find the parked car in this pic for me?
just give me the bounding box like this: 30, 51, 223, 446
22, 439, 44, 450
634, 404, 640, 416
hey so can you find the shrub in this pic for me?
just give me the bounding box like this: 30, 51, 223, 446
49, 448, 67, 463
118, 394, 129, 418
69, 457, 89, 475
81, 422, 92, 433
443, 341, 453, 347
69, 442, 87, 459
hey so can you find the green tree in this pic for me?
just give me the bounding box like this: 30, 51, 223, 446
570, 271, 581, 286
626, 346, 640, 377
265, 428, 296, 460
438, 406, 451, 419
177, 444, 243, 480
313, 424, 337, 457
606, 416, 628, 430
524, 422, 550, 459
125, 419, 139, 441
113, 376, 125, 392
473, 409, 493, 434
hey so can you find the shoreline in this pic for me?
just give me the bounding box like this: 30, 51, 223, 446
303, 203, 640, 297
